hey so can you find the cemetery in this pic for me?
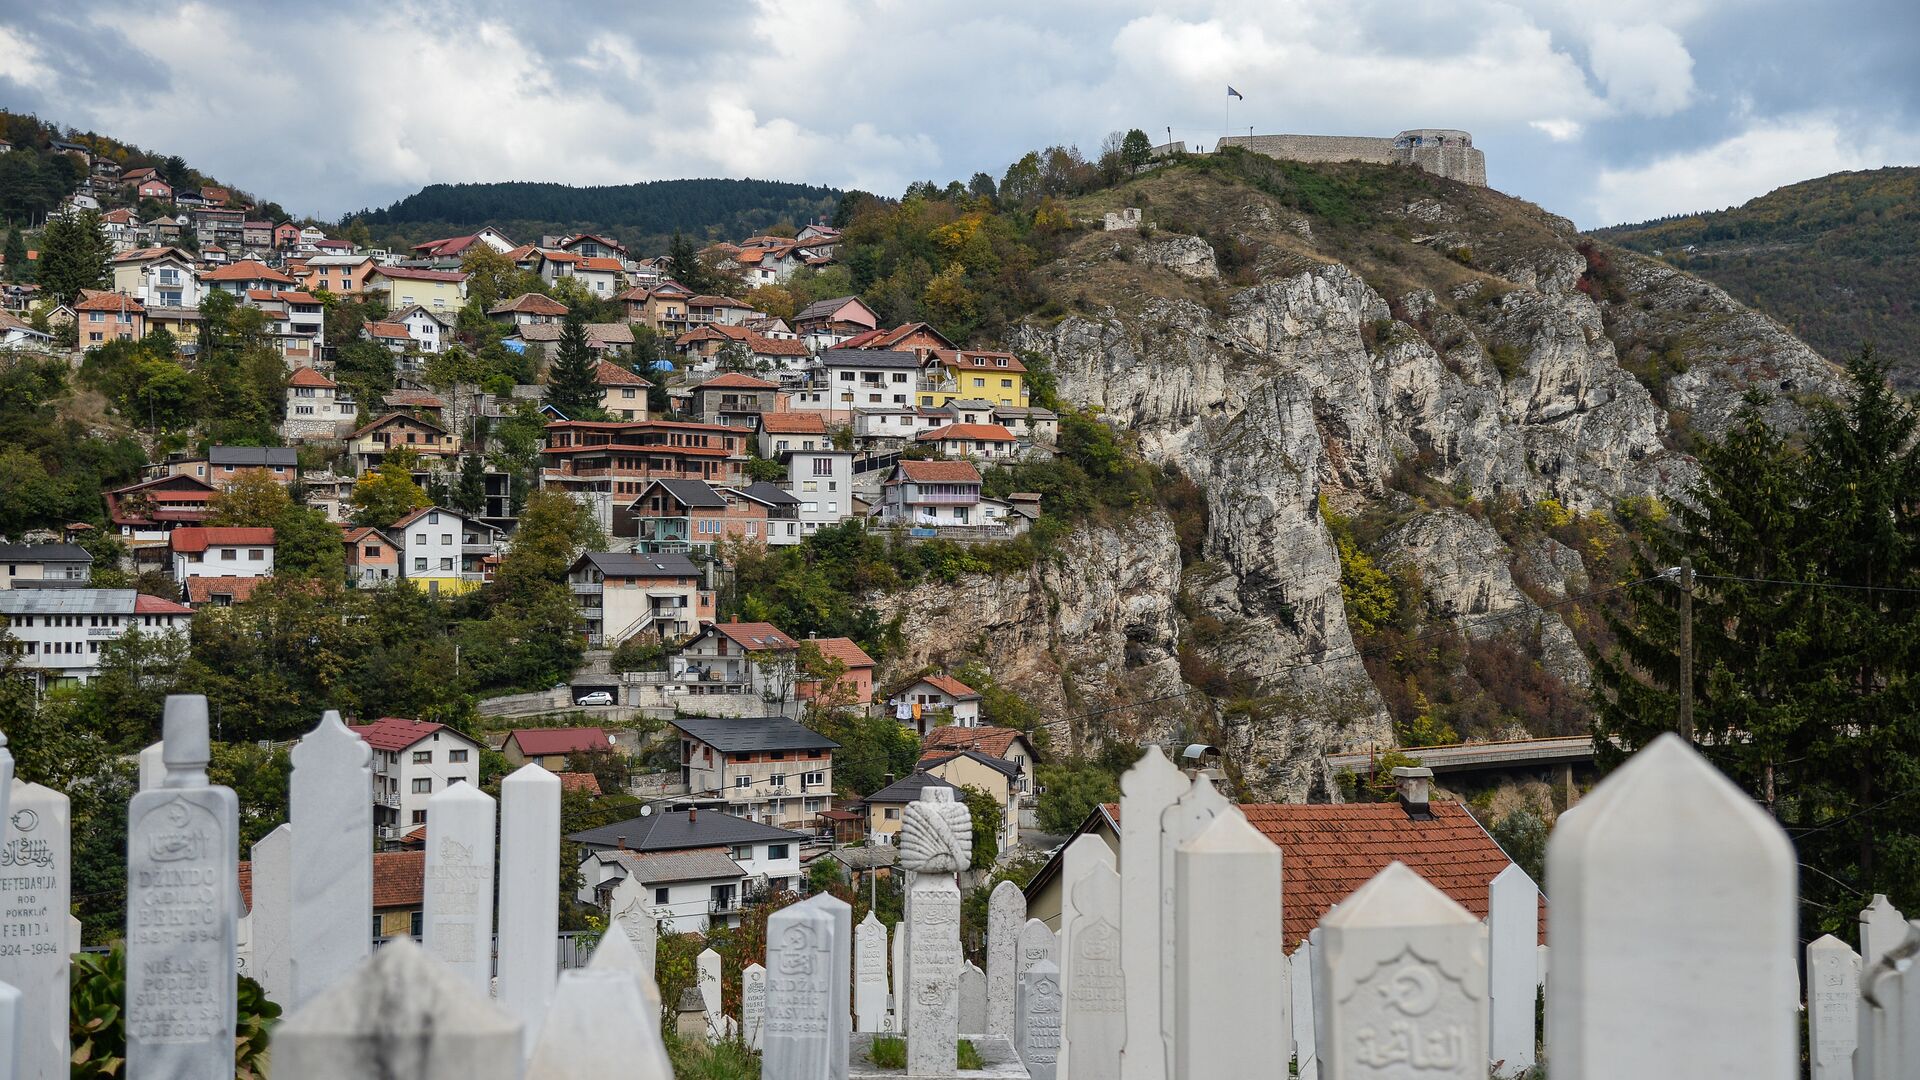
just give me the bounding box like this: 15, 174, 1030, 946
1, 700, 1916, 1079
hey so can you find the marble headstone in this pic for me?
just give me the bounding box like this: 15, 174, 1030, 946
0, 977, 19, 1080
608, 873, 659, 984
248, 823, 292, 1003
528, 969, 673, 1080
855, 911, 888, 1032
1063, 861, 1125, 1080
0, 729, 10, 837
585, 917, 662, 1013
1, 778, 69, 1080
1861, 894, 1907, 972
1487, 863, 1540, 1076
986, 878, 1026, 1037
1117, 745, 1184, 1080
743, 962, 768, 1051
1316, 862, 1488, 1080
906, 868, 963, 1074
766, 898, 837, 1079
288, 710, 372, 1009
1856, 923, 1920, 1080
961, 961, 988, 1034
698, 947, 725, 1041
424, 782, 497, 993
890, 919, 906, 1033
498, 764, 561, 1054
1157, 773, 1234, 1077
1290, 940, 1317, 1080
1174, 811, 1286, 1080
1545, 735, 1797, 1080
1056, 832, 1115, 1078
1014, 958, 1063, 1080
137, 740, 164, 792
808, 892, 853, 1073
1018, 917, 1058, 977
1806, 935, 1859, 1080
126, 695, 239, 1080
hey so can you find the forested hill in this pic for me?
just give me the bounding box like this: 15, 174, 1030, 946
1593, 167, 1920, 389
351, 177, 842, 254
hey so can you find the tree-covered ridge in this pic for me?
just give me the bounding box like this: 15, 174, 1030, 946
1594, 167, 1920, 389
0, 110, 255, 225
350, 177, 841, 253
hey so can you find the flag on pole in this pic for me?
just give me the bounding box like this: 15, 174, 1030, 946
1227, 86, 1244, 100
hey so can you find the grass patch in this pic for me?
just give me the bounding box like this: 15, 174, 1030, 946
665, 1032, 761, 1079
870, 1035, 907, 1069
957, 1039, 986, 1070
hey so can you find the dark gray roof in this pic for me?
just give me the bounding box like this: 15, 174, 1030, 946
865, 771, 960, 804
575, 551, 701, 578
568, 809, 806, 851
209, 445, 299, 467
923, 749, 1023, 779
737, 482, 800, 507
673, 716, 839, 753
645, 478, 726, 508
0, 543, 91, 564
795, 295, 866, 322
821, 349, 920, 369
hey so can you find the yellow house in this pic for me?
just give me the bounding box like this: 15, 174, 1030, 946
863, 772, 958, 845
392, 505, 489, 597
920, 350, 1030, 409
367, 266, 469, 317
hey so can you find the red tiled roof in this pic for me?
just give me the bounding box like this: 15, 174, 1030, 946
237, 862, 253, 910
594, 360, 651, 387
916, 423, 1017, 443
694, 372, 778, 390
574, 257, 624, 273
488, 292, 569, 316
687, 295, 749, 308
133, 593, 194, 614
919, 674, 982, 701
170, 527, 275, 553
758, 412, 827, 434
350, 717, 447, 752
73, 291, 144, 313
411, 234, 480, 257
713, 622, 798, 651
201, 261, 295, 283
891, 459, 982, 484
373, 850, 425, 909
287, 367, 336, 388
938, 349, 1027, 373
342, 526, 394, 548
921, 725, 1022, 759
807, 637, 874, 669
363, 321, 411, 339
557, 772, 604, 796
509, 727, 612, 757
186, 576, 262, 604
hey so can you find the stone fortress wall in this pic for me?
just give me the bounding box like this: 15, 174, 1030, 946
1214, 129, 1487, 187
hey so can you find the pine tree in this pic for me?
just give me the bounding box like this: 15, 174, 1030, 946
665, 231, 712, 293
3, 225, 27, 282
453, 452, 487, 516
36, 211, 110, 305
544, 311, 601, 418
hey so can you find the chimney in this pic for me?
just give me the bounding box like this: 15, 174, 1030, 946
616, 835, 627, 850
688, 806, 697, 824
1393, 766, 1434, 820
882, 773, 895, 787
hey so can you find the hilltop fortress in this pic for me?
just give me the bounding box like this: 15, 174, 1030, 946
1213, 129, 1487, 186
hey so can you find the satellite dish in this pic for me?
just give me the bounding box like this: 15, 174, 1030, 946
640, 804, 653, 817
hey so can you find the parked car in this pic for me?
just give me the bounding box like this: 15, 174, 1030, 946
575, 690, 614, 707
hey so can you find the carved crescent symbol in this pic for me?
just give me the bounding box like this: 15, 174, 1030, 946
9, 808, 35, 832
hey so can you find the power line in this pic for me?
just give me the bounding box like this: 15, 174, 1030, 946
1693, 573, 1920, 596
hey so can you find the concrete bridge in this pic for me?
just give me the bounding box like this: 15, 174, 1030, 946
1327, 735, 1596, 801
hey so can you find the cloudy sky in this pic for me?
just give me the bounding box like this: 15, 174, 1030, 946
3, 0, 1916, 228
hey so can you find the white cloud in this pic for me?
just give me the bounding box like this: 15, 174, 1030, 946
1531, 118, 1583, 141
1587, 22, 1695, 117
0, 25, 54, 87
1589, 112, 1920, 224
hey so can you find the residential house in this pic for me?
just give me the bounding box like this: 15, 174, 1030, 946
804, 350, 919, 418
0, 543, 92, 589
409, 228, 514, 265
798, 636, 874, 708
96, 208, 141, 251
921, 726, 1037, 810
343, 526, 400, 587
141, 305, 202, 347
913, 422, 1020, 461
245, 289, 326, 362
136, 178, 173, 201
617, 281, 693, 336
673, 716, 837, 829
110, 247, 202, 308
367, 266, 468, 314
923, 350, 1030, 408
511, 320, 634, 363
577, 848, 754, 935
570, 809, 809, 929
567, 551, 711, 646
362, 319, 414, 353
792, 295, 879, 349
0, 311, 54, 351
349, 412, 456, 472
393, 505, 495, 596
299, 254, 377, 296
839, 321, 956, 359
785, 449, 853, 537
502, 727, 616, 771
192, 207, 244, 248
918, 748, 1022, 852
169, 526, 275, 589
542, 420, 746, 533
596, 360, 651, 420
668, 621, 800, 699
991, 405, 1060, 445
241, 220, 274, 249
301, 471, 354, 523
862, 772, 958, 845
688, 372, 779, 427
797, 223, 841, 245
738, 482, 802, 546
104, 474, 216, 546
272, 221, 301, 249
570, 257, 625, 297
73, 290, 144, 345
687, 294, 755, 326
879, 459, 992, 528
487, 292, 568, 326
183, 576, 263, 607
380, 389, 448, 426
0, 589, 192, 689
889, 674, 985, 733
675, 324, 811, 372
350, 716, 484, 838
391, 304, 451, 353
557, 233, 626, 261
756, 411, 829, 457
282, 367, 358, 441
625, 478, 767, 551
199, 259, 295, 296
199, 445, 301, 487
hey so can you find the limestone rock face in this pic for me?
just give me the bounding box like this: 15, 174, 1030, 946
1138, 236, 1219, 279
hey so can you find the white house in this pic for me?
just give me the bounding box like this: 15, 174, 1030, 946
879, 458, 986, 527
668, 621, 800, 699
392, 304, 451, 354
0, 589, 193, 689
889, 673, 985, 730
282, 367, 358, 441
786, 450, 854, 537
852, 406, 948, 444
809, 350, 920, 415
392, 506, 494, 595
0, 543, 92, 589
111, 248, 204, 309
912, 422, 1020, 461
349, 717, 485, 839
576, 848, 751, 935
168, 526, 275, 586
570, 809, 810, 930
757, 412, 830, 458
671, 715, 839, 830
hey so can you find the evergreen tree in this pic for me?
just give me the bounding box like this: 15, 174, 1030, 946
452, 452, 487, 516
544, 311, 601, 418
664, 231, 712, 293
3, 225, 27, 282
36, 211, 110, 305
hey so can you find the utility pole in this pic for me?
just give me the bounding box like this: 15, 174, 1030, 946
1677, 557, 1694, 742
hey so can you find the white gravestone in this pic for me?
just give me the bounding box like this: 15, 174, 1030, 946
1806, 934, 1859, 1080
1015, 958, 1063, 1080
1308, 926, 1329, 1059
806, 892, 853, 1072
1487, 863, 1540, 1076
1063, 861, 1125, 1080
986, 879, 1026, 1037
698, 946, 725, 1042
1857, 922, 1920, 1080
137, 740, 164, 792
248, 824, 292, 1004
1316, 862, 1489, 1080
960, 961, 988, 1034
289, 710, 372, 1009
274, 937, 523, 1080
608, 873, 659, 987
1545, 734, 1797, 1080
0, 730, 10, 838
126, 696, 239, 1080
1290, 940, 1318, 1080
0, 978, 19, 1080
424, 783, 497, 993
890, 919, 906, 1033
1018, 917, 1058, 977
1055, 832, 1114, 1078
498, 764, 561, 1054
1117, 745, 1185, 1080
586, 916, 662, 1013
855, 911, 889, 1032
743, 962, 769, 1051
1157, 772, 1234, 1078
901, 787, 970, 1076
1175, 811, 1287, 1080
528, 968, 674, 1080
1, 778, 69, 1080
766, 898, 837, 1079
1861, 894, 1907, 972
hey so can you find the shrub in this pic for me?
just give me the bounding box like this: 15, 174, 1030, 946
870, 1035, 908, 1068
70, 944, 280, 1079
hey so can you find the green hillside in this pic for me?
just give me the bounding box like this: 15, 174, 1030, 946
1594, 167, 1920, 388
350, 177, 843, 255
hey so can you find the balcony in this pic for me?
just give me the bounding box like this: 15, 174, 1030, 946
375, 790, 402, 810
571, 581, 604, 596
914, 492, 978, 505
708, 896, 740, 917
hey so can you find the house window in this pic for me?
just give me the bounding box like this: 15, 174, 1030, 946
803, 770, 824, 787
440, 534, 452, 545
248, 549, 264, 560
449, 749, 468, 763
414, 557, 427, 571
654, 887, 670, 905
973, 378, 985, 387
364, 546, 380, 557
1002, 379, 1013, 388
411, 810, 427, 825
884, 807, 899, 821
439, 558, 453, 571
734, 775, 751, 788
411, 778, 431, 793
812, 457, 833, 476
734, 845, 753, 861
767, 843, 790, 860
412, 750, 431, 764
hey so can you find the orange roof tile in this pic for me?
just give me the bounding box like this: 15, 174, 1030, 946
288, 367, 337, 390
574, 257, 624, 272
919, 674, 982, 700
807, 637, 874, 669
350, 717, 447, 751
133, 593, 194, 614
758, 412, 827, 435
509, 728, 612, 756
373, 850, 425, 909
169, 527, 276, 552
891, 459, 982, 484
185, 575, 262, 604
920, 725, 1021, 758
488, 292, 569, 316
200, 260, 295, 284
713, 622, 798, 651
594, 360, 652, 387
557, 772, 604, 796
